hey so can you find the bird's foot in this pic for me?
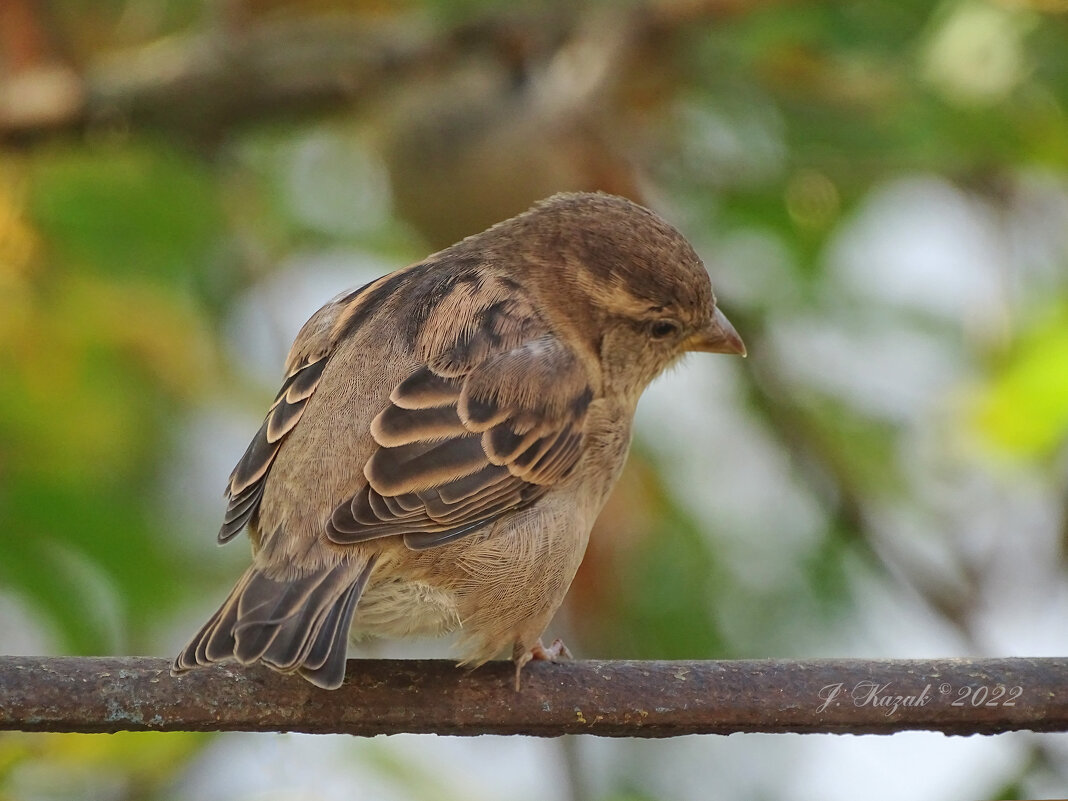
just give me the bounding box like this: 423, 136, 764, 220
513, 637, 573, 691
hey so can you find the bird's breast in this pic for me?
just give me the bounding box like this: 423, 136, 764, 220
572, 398, 636, 518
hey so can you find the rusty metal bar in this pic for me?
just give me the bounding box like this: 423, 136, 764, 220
1, 656, 1065, 737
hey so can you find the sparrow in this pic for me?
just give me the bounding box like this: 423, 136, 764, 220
173, 192, 745, 690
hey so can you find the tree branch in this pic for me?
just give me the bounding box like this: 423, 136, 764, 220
1, 656, 1065, 737
0, 1, 769, 143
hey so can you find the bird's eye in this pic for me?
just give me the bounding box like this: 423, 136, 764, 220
648, 319, 681, 340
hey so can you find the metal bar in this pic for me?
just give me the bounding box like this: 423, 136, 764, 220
1, 656, 1065, 737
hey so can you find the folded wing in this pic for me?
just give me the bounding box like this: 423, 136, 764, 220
328, 275, 594, 550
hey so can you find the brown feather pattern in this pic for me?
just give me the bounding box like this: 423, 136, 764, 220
174, 557, 375, 689
326, 299, 592, 546
218, 355, 328, 543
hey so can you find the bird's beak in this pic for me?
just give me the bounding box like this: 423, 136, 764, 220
686, 307, 747, 356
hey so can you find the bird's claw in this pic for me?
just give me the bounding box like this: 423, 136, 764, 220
513, 637, 572, 690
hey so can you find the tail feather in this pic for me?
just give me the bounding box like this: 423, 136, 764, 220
233, 567, 351, 666
292, 574, 360, 671
191, 568, 251, 665
173, 557, 375, 690
298, 576, 366, 686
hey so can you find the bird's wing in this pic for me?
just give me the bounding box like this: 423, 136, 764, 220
215, 275, 379, 544
218, 354, 330, 542
327, 271, 594, 550
217, 266, 594, 551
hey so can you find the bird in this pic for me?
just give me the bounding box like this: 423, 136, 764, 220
172, 191, 745, 691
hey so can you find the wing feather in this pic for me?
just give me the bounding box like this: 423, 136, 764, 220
327, 282, 594, 548
217, 348, 329, 542
218, 267, 595, 553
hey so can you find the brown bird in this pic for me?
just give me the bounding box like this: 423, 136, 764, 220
173, 192, 745, 690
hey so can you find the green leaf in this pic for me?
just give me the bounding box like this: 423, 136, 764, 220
26, 141, 221, 285
972, 308, 1068, 458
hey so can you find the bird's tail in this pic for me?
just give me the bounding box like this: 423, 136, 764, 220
172, 557, 375, 689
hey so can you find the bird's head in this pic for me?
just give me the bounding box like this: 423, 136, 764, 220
506, 192, 745, 401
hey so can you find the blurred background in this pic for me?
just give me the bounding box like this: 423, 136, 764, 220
2, 0, 1067, 798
